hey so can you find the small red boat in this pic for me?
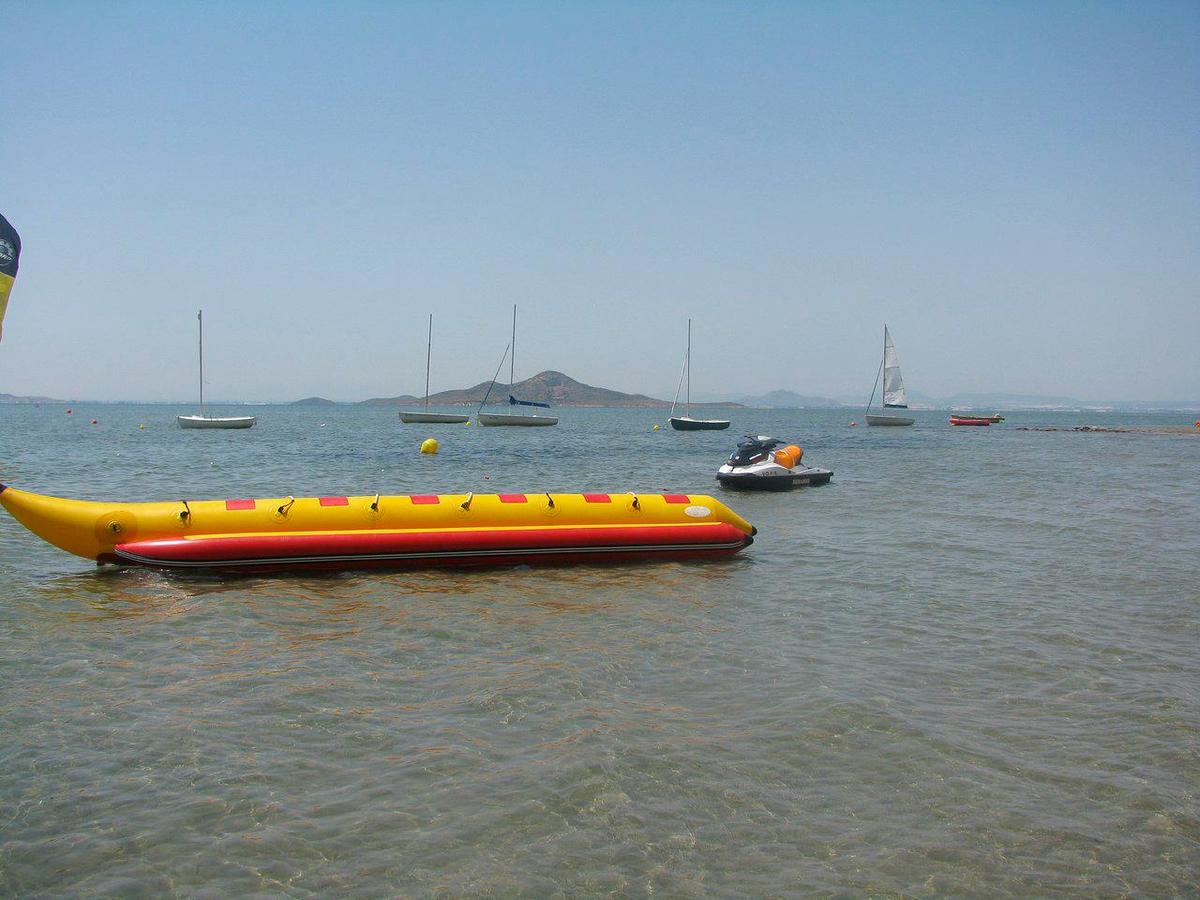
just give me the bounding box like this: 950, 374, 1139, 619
950, 415, 992, 426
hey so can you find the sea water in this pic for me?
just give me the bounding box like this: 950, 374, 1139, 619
1, 404, 1197, 895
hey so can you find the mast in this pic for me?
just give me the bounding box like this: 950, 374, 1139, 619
510, 304, 517, 390
197, 309, 204, 415
423, 313, 432, 410
865, 325, 884, 416
686, 317, 691, 416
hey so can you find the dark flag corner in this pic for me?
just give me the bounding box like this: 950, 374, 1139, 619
0, 213, 21, 343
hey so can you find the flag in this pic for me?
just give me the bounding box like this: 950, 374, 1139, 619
0, 213, 21, 343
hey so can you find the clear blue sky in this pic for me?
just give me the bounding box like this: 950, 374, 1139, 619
1, 1, 1196, 402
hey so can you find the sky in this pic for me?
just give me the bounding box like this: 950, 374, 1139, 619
1, 1, 1197, 402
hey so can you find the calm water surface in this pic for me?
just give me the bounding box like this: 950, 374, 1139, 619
1, 404, 1198, 896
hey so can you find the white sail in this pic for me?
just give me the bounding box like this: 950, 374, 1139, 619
882, 326, 907, 408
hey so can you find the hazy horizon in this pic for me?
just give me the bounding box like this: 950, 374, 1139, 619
2, 3, 1196, 403
3, 373, 1198, 409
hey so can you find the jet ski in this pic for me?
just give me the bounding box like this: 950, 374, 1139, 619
716, 435, 833, 491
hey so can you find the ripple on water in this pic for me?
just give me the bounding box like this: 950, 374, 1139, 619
1, 406, 1199, 894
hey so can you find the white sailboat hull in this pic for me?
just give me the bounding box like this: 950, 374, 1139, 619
477, 412, 558, 427
865, 413, 913, 427
398, 411, 470, 424
177, 415, 256, 429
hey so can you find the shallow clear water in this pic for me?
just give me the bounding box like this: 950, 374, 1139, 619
1, 404, 1198, 895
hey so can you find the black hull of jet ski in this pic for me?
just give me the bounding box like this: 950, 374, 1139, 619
716, 468, 833, 491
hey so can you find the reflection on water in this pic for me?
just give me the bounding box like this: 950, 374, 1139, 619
1, 405, 1199, 895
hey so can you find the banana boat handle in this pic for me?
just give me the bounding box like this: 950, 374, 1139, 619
0, 484, 755, 571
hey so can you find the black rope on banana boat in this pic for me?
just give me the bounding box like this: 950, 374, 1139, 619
545, 492, 554, 509
277, 497, 295, 516
370, 494, 380, 512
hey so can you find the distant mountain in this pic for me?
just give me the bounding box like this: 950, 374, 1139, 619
0, 392, 61, 404
364, 370, 676, 408
910, 392, 1199, 412
845, 390, 1200, 412
292, 397, 339, 406
924, 391, 1088, 410
736, 390, 845, 409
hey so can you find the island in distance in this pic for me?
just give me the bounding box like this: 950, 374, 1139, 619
305, 376, 1199, 412
357, 371, 737, 409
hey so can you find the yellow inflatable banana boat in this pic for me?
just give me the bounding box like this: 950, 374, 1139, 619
0, 484, 755, 572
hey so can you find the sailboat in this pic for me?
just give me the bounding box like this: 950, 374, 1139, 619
476, 305, 558, 427
864, 325, 914, 426
669, 318, 730, 431
399, 314, 469, 424
177, 310, 255, 429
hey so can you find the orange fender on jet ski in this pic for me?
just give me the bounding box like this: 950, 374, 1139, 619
0, 484, 755, 572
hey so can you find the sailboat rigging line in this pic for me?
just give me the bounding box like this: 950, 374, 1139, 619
865, 356, 884, 417
476, 343, 511, 415
669, 347, 688, 419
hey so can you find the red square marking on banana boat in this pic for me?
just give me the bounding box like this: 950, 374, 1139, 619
499, 494, 528, 503
319, 497, 349, 507
582, 494, 611, 503
662, 494, 690, 504
409, 495, 440, 505
225, 499, 256, 511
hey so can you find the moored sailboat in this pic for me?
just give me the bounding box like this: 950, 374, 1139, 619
399, 314, 470, 424
669, 318, 730, 431
477, 305, 558, 427
176, 310, 256, 429
864, 325, 914, 427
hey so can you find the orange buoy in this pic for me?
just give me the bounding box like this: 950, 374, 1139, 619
772, 448, 794, 469
784, 445, 803, 464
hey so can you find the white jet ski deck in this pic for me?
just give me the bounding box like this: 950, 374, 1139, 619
716, 435, 832, 491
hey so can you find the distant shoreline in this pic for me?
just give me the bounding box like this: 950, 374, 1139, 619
4, 380, 1199, 415
4, 399, 1200, 415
